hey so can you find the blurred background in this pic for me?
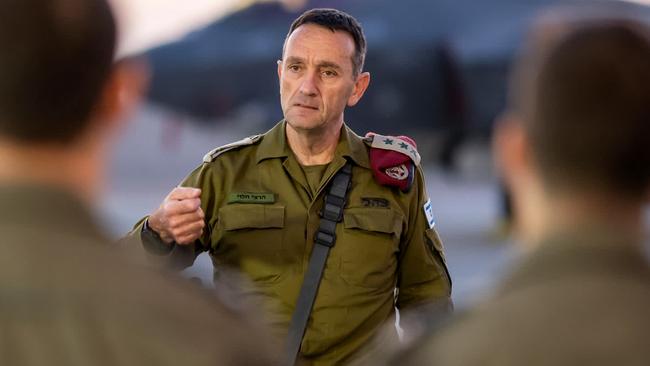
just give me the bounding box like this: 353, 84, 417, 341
103, 0, 650, 307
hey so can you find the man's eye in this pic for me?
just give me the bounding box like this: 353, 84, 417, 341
288, 65, 302, 72
322, 70, 338, 77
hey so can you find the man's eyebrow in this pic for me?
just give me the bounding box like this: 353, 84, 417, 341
317, 61, 342, 70
282, 57, 342, 70
284, 56, 305, 64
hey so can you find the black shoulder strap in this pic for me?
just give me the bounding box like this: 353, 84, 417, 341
285, 162, 353, 366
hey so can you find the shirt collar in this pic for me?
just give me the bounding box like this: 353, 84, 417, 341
255, 120, 291, 163
256, 120, 371, 169
338, 123, 371, 169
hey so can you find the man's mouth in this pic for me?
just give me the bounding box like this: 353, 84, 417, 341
294, 103, 318, 110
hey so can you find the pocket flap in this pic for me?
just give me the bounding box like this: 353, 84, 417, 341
219, 204, 285, 230
344, 207, 402, 236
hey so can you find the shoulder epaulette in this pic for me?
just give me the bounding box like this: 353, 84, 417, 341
367, 133, 421, 166
202, 134, 263, 163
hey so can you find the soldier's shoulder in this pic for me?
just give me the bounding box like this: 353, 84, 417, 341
363, 132, 421, 166
202, 134, 264, 163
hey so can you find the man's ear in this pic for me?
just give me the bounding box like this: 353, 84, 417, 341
493, 112, 533, 190
93, 56, 150, 134
347, 71, 370, 107
277, 60, 283, 83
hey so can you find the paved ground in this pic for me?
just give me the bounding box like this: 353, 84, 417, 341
101, 105, 520, 308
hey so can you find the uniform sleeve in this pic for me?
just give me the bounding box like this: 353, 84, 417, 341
396, 166, 452, 310
121, 163, 214, 271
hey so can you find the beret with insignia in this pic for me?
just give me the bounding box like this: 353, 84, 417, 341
365, 132, 420, 192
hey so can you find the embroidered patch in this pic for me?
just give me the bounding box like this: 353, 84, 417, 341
384, 164, 409, 181
362, 197, 390, 208
228, 192, 275, 204
423, 199, 436, 228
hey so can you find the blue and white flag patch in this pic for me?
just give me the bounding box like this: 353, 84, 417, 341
423, 199, 436, 229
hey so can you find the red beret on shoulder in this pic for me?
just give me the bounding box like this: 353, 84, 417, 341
365, 132, 421, 192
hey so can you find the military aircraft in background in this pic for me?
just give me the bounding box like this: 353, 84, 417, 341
141, 0, 650, 163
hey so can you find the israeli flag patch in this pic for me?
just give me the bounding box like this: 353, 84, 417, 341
423, 199, 436, 229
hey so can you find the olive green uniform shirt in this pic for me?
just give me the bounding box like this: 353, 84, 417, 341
0, 184, 277, 366
394, 227, 650, 366
132, 121, 451, 364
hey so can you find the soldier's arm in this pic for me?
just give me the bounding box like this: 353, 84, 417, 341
396, 166, 452, 309
123, 136, 260, 270
123, 164, 213, 270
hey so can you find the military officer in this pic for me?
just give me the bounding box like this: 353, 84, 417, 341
130, 8, 451, 365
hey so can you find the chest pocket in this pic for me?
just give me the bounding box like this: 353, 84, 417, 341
216, 204, 286, 284
335, 207, 403, 289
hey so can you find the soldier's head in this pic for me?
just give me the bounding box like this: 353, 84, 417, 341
284, 8, 367, 77
0, 0, 143, 145
0, 0, 146, 201
495, 8, 650, 238
499, 14, 650, 198
278, 8, 370, 134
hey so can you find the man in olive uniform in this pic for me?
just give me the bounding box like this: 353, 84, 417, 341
0, 1, 278, 365
129, 8, 451, 365
385, 6, 650, 366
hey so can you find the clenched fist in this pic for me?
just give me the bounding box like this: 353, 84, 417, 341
147, 187, 205, 245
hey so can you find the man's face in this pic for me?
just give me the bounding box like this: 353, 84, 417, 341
278, 24, 369, 132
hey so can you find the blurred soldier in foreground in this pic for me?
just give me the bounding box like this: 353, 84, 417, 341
383, 6, 650, 366
0, 0, 277, 365
127, 8, 451, 365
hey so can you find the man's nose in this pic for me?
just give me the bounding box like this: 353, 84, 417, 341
299, 71, 318, 96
